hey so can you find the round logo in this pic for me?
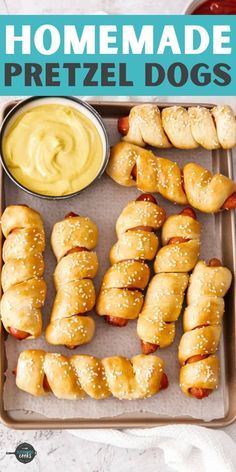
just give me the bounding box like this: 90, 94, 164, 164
14, 443, 37, 464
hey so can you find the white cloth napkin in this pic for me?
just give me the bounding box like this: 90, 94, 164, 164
68, 425, 236, 472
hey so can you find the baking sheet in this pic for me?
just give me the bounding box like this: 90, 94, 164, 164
2, 110, 227, 422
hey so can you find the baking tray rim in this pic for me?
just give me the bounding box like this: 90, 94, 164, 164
0, 98, 235, 430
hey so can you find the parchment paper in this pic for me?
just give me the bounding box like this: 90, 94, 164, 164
3, 113, 226, 421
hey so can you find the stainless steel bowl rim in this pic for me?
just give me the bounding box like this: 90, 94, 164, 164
0, 95, 110, 200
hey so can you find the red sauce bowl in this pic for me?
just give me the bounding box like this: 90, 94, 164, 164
185, 0, 236, 14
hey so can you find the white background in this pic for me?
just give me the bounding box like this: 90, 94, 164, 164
0, 1, 236, 471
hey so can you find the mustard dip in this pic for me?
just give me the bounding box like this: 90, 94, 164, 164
2, 104, 104, 196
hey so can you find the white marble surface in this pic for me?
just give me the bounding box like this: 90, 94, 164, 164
0, 428, 175, 472
0, 0, 186, 14
0, 1, 235, 471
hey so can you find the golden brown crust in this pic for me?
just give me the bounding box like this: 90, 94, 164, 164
0, 205, 46, 338
110, 230, 159, 264
178, 261, 232, 397
51, 216, 98, 261
154, 240, 200, 274
183, 163, 236, 213
2, 227, 45, 262
50, 280, 96, 320
96, 197, 165, 323
1, 253, 44, 292
137, 211, 200, 351
183, 297, 224, 332
161, 214, 201, 246
162, 106, 198, 149
1, 205, 44, 237
186, 261, 232, 303
120, 104, 236, 150
211, 105, 236, 149
15, 350, 166, 400
115, 199, 166, 237
97, 287, 144, 320
179, 325, 222, 366
188, 106, 220, 150
180, 356, 220, 397
107, 142, 187, 205
101, 260, 150, 290
155, 213, 201, 274
54, 251, 98, 289
45, 316, 96, 349
107, 142, 236, 213
123, 104, 172, 148
46, 215, 98, 348
137, 273, 189, 348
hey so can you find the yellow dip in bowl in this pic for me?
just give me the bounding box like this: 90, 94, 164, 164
2, 102, 106, 197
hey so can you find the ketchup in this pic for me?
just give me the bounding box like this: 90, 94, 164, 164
192, 0, 236, 14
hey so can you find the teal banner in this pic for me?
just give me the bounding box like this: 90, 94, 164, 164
0, 15, 235, 95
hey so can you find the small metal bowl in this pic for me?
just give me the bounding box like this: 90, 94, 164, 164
0, 96, 110, 200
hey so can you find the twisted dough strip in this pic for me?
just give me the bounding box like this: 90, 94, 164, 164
45, 212, 98, 348
106, 142, 236, 213
178, 259, 232, 399
96, 194, 166, 327
137, 208, 200, 354
1, 205, 46, 339
14, 349, 168, 400
118, 104, 236, 150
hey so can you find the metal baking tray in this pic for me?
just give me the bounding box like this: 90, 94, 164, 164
0, 100, 235, 430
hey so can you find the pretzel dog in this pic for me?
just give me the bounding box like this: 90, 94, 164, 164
179, 259, 232, 399
96, 194, 166, 327
1, 205, 46, 339
14, 349, 168, 400
137, 208, 200, 354
106, 142, 236, 213
118, 104, 236, 150
45, 212, 98, 348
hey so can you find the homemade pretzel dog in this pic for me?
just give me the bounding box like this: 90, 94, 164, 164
13, 350, 168, 399
45, 212, 98, 348
0, 205, 46, 340
96, 194, 166, 326
179, 259, 232, 400
107, 142, 236, 213
137, 208, 200, 354
118, 104, 236, 150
